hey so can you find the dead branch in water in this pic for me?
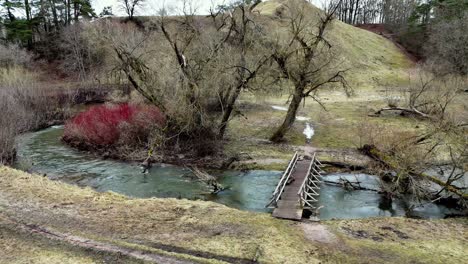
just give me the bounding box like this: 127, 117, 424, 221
190, 167, 227, 194
320, 161, 367, 171
323, 179, 379, 192
360, 144, 468, 199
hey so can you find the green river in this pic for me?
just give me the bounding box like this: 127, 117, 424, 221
15, 126, 462, 219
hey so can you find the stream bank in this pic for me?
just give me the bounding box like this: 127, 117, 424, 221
16, 126, 463, 219
0, 166, 466, 264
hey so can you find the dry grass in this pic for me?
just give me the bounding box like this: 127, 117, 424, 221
215, 0, 416, 166
0, 222, 142, 264
0, 167, 466, 263
0, 166, 319, 264
324, 217, 468, 264
223, 89, 423, 169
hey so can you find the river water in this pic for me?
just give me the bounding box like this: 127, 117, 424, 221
15, 126, 462, 219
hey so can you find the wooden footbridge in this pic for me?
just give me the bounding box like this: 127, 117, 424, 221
267, 152, 323, 220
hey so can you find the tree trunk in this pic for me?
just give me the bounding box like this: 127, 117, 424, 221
360, 144, 468, 199
74, 1, 79, 22
353, 0, 360, 24
218, 84, 242, 138
49, 0, 59, 30
5, 0, 16, 22
219, 37, 247, 138
24, 0, 31, 21
24, 0, 33, 47
270, 89, 303, 142
66, 0, 71, 25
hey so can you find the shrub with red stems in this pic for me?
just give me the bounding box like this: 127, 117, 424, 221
63, 103, 165, 148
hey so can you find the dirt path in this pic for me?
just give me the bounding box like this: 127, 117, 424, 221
0, 213, 194, 264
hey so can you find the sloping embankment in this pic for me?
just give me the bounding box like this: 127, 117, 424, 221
0, 167, 466, 263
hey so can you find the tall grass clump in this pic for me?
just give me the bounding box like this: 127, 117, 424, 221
0, 66, 38, 163
0, 44, 68, 164
63, 103, 165, 150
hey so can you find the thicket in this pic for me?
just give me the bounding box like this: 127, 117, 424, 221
0, 45, 69, 164
89, 2, 274, 157
63, 103, 165, 149
360, 68, 468, 206
329, 0, 468, 75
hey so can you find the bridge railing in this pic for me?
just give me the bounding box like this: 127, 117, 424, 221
298, 153, 323, 209
266, 151, 299, 208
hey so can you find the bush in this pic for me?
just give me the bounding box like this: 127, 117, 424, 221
0, 43, 33, 68
63, 103, 165, 148
0, 66, 55, 164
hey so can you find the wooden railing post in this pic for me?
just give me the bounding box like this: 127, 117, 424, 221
297, 153, 322, 210
266, 152, 299, 208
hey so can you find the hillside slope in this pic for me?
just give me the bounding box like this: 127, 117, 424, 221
255, 0, 412, 89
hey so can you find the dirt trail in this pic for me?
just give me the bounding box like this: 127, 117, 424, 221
0, 213, 195, 264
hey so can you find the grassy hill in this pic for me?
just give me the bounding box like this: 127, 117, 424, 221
102, 0, 415, 165
254, 0, 412, 89
220, 0, 417, 165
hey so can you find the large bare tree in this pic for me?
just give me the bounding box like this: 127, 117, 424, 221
213, 0, 269, 138
108, 0, 270, 158
119, 0, 145, 20
361, 71, 468, 205
269, 0, 350, 142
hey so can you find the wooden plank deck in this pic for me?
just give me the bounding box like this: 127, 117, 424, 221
272, 160, 310, 220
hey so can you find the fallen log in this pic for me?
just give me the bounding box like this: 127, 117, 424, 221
320, 161, 367, 171
371, 107, 431, 119
190, 167, 227, 194
323, 180, 379, 192
359, 144, 468, 199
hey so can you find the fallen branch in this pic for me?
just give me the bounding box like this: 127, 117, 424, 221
371, 107, 431, 119
320, 161, 367, 171
190, 167, 227, 194
323, 180, 379, 192
360, 144, 468, 199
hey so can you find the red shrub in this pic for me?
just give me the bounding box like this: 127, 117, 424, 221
64, 103, 165, 147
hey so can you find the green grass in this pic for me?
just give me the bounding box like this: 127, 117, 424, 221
223, 89, 424, 168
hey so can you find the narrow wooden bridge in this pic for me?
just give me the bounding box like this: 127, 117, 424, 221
267, 152, 323, 220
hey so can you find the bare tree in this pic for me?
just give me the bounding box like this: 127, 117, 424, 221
119, 0, 145, 20
327, 0, 420, 25
373, 69, 461, 120
111, 0, 270, 141
214, 1, 270, 138
425, 11, 468, 75
269, 0, 350, 142
360, 71, 468, 205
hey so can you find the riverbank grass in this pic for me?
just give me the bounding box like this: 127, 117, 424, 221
0, 221, 143, 264
0, 166, 466, 263
223, 89, 425, 170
